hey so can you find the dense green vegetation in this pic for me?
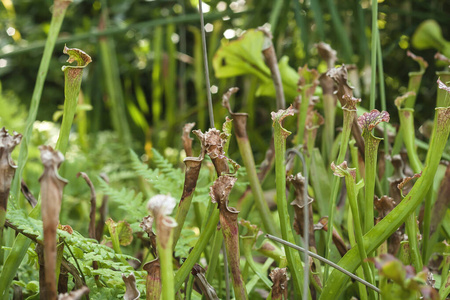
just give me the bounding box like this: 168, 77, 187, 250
0, 0, 450, 299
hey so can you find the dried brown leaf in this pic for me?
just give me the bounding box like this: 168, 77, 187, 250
39, 145, 67, 300
122, 273, 141, 300
192, 264, 219, 300
0, 127, 22, 211
269, 268, 288, 300
182, 122, 196, 157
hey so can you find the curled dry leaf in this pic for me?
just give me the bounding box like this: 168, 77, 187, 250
388, 155, 407, 203
172, 155, 203, 249
397, 172, 422, 197
374, 196, 396, 219
357, 110, 390, 132
287, 173, 315, 247
434, 52, 450, 64
394, 91, 417, 109
326, 65, 353, 106
314, 217, 348, 257
0, 127, 22, 211
63, 45, 92, 68
316, 42, 337, 69
222, 87, 249, 139
182, 122, 196, 157
122, 273, 141, 300
297, 64, 319, 99
193, 128, 239, 176
331, 161, 356, 180
271, 105, 295, 139
21, 179, 37, 208
269, 268, 288, 300
438, 78, 450, 93
327, 64, 365, 156
341, 94, 361, 112
192, 264, 219, 300
57, 286, 89, 300
407, 50, 429, 71
210, 175, 238, 216
39, 145, 68, 300
305, 110, 324, 131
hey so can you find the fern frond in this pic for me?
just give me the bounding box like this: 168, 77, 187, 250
97, 178, 146, 222
130, 149, 183, 199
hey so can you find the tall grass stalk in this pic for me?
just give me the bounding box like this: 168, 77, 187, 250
324, 95, 359, 279
369, 0, 378, 110
98, 8, 132, 146
331, 161, 376, 300
377, 35, 391, 194
164, 24, 177, 139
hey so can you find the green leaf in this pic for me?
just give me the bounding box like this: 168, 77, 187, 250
116, 221, 133, 246
213, 29, 270, 81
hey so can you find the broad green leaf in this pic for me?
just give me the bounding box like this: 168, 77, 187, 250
213, 29, 270, 81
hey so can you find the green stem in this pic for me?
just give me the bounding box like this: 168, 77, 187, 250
235, 131, 278, 236
205, 227, 223, 283
399, 108, 423, 172
174, 209, 219, 291
324, 105, 355, 279
246, 258, 274, 295
344, 172, 376, 300
405, 213, 422, 271
272, 108, 310, 299
347, 207, 368, 300
439, 255, 450, 299
173, 158, 202, 249
322, 94, 336, 163
241, 238, 272, 288
362, 132, 381, 234
297, 89, 310, 145
158, 230, 175, 300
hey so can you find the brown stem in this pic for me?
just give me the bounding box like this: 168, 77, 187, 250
259, 28, 285, 110
96, 173, 109, 242
77, 172, 96, 239
21, 179, 37, 208
39, 145, 67, 300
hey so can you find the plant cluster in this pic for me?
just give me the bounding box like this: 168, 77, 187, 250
1, 1, 450, 300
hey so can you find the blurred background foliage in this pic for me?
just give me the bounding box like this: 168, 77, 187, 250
0, 0, 449, 191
